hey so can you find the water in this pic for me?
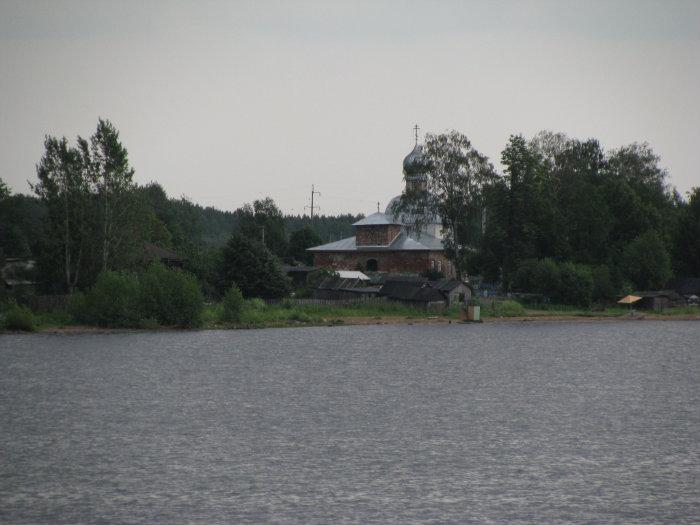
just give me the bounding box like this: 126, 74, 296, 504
1, 321, 698, 524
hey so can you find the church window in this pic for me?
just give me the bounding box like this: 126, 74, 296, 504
430, 259, 435, 269
437, 260, 442, 272
366, 258, 378, 272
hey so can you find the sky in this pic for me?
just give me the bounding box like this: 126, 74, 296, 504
1, 0, 699, 215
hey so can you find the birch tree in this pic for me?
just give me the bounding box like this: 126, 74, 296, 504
393, 130, 496, 279
82, 119, 135, 272
33, 136, 90, 292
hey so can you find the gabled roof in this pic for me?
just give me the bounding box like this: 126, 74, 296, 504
307, 231, 444, 252
379, 280, 444, 302
352, 212, 401, 227
144, 242, 186, 262
430, 278, 467, 292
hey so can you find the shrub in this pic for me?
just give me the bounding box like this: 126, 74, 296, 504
219, 234, 291, 299
512, 258, 560, 297
221, 284, 244, 323
78, 271, 142, 328
591, 265, 617, 303
140, 264, 204, 328
622, 230, 672, 290
2, 303, 35, 331
494, 300, 525, 317
245, 298, 267, 311
557, 262, 593, 307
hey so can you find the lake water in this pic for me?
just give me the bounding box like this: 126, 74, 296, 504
1, 321, 699, 524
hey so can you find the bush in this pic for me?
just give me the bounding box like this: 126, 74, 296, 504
76, 271, 142, 327
512, 258, 560, 297
557, 262, 593, 307
140, 264, 204, 328
245, 298, 267, 311
622, 230, 672, 290
221, 284, 244, 323
2, 303, 35, 331
494, 300, 525, 317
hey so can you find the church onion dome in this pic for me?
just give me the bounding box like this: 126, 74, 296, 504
402, 144, 431, 177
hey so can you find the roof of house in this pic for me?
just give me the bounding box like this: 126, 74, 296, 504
430, 278, 467, 292
307, 231, 444, 252
144, 242, 186, 262
1, 258, 36, 286
352, 212, 401, 227
379, 280, 444, 302
282, 265, 318, 273
336, 270, 370, 280
633, 290, 682, 299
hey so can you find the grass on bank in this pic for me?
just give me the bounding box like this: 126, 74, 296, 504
2, 296, 699, 333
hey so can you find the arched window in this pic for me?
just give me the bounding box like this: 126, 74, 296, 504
366, 258, 378, 272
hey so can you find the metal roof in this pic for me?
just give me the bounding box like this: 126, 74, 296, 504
337, 270, 370, 280
307, 231, 444, 252
352, 212, 400, 227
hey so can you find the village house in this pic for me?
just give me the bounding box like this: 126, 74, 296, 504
308, 137, 456, 277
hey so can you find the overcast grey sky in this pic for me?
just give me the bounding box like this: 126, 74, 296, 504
1, 0, 698, 215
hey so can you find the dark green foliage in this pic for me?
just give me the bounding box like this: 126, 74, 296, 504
287, 226, 322, 265
512, 258, 593, 307
77, 271, 142, 327
557, 262, 593, 307
140, 264, 203, 327
673, 187, 700, 277
1, 303, 36, 331
221, 284, 244, 322
284, 214, 361, 245
591, 265, 617, 302
512, 258, 561, 296
622, 230, 672, 290
235, 198, 287, 257
219, 234, 291, 299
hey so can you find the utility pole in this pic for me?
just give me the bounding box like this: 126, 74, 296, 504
305, 184, 321, 220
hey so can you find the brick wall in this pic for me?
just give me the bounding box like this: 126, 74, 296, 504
355, 225, 402, 247
313, 250, 455, 277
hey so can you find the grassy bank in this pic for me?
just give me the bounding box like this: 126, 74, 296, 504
2, 298, 698, 333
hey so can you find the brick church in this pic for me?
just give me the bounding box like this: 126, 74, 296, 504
308, 139, 456, 277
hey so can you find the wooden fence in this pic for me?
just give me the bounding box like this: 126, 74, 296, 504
264, 296, 388, 307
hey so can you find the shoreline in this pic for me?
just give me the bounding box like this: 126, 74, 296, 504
7, 312, 698, 335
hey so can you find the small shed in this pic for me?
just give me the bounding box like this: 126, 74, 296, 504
378, 276, 446, 311
1, 258, 37, 292
665, 278, 700, 303
314, 272, 377, 300
429, 278, 472, 307
633, 290, 684, 311
144, 243, 187, 269
283, 265, 319, 287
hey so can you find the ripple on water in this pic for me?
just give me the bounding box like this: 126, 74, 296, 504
0, 321, 699, 524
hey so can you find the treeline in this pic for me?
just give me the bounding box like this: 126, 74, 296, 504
468, 132, 699, 301
0, 120, 360, 300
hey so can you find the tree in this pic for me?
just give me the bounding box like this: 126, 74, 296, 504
0, 177, 9, 200
393, 130, 496, 279
287, 226, 322, 265
235, 197, 287, 257
622, 230, 672, 290
32, 136, 91, 292
219, 234, 291, 298
673, 187, 700, 277
81, 118, 136, 272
